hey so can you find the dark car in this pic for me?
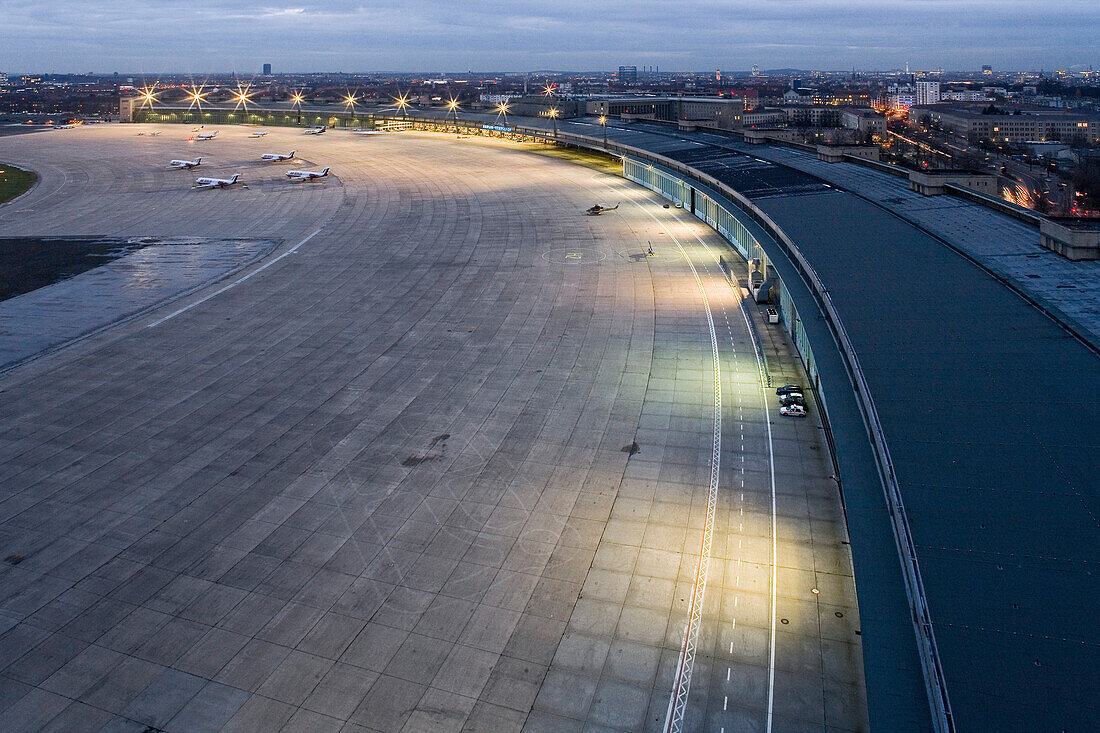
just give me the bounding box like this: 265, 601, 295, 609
776, 384, 802, 396
780, 393, 806, 407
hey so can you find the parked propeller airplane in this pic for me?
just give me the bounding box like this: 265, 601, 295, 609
286, 167, 330, 182
193, 130, 218, 141
170, 157, 202, 169
249, 130, 269, 137
260, 150, 296, 162
304, 126, 326, 135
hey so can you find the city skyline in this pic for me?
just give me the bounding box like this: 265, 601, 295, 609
2, 0, 1098, 74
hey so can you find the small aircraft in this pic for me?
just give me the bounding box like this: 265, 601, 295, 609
194, 173, 240, 189
286, 167, 330, 182
304, 126, 326, 135
53, 122, 79, 129
260, 150, 296, 162
585, 203, 620, 216
170, 156, 203, 169
249, 130, 269, 137
193, 130, 218, 140
137, 131, 163, 136
352, 129, 386, 136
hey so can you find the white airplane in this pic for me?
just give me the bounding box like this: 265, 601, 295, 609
352, 129, 386, 136
193, 130, 218, 140
286, 167, 330, 181
170, 156, 202, 169
137, 131, 163, 136
260, 150, 296, 162
194, 173, 240, 189
53, 122, 78, 129
304, 126, 326, 135
249, 130, 269, 137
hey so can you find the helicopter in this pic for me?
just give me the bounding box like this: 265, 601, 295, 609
585, 202, 619, 216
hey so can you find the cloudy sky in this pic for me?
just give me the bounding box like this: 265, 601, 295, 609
2, 0, 1097, 74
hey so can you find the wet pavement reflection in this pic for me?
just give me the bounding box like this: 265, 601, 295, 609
0, 237, 276, 370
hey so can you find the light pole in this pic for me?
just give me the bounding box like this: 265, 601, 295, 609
396, 95, 409, 126
447, 98, 459, 134
498, 102, 509, 129
291, 92, 303, 125
549, 107, 559, 139
600, 114, 607, 147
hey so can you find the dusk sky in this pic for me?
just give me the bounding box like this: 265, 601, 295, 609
2, 0, 1097, 74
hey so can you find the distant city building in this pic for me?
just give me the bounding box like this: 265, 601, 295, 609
782, 89, 811, 105
916, 81, 941, 106
617, 66, 637, 84
841, 107, 887, 138
587, 95, 744, 131
0, 71, 7, 87
262, 63, 272, 75
741, 109, 787, 127
478, 93, 520, 107
942, 90, 992, 102
916, 103, 1100, 143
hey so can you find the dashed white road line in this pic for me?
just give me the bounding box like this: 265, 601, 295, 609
599, 181, 779, 733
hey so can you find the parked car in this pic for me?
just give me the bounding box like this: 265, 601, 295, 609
780, 404, 807, 418
775, 384, 802, 396
780, 393, 806, 407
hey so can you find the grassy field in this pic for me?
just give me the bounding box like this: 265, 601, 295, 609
521, 143, 623, 175
0, 164, 36, 204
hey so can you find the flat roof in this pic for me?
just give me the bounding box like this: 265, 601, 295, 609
598, 121, 1100, 731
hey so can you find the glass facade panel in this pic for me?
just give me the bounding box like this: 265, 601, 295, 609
623, 156, 817, 381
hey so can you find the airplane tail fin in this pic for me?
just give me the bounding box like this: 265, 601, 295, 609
230, 174, 239, 183
290, 150, 296, 157
196, 157, 202, 164
321, 167, 330, 176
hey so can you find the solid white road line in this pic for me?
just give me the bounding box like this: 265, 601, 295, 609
147, 227, 323, 327
659, 201, 781, 733
599, 181, 780, 732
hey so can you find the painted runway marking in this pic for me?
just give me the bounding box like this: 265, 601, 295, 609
597, 180, 779, 733
148, 228, 323, 327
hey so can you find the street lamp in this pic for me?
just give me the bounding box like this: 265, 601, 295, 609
138, 84, 158, 109
395, 94, 409, 124
498, 102, 509, 127
599, 114, 607, 147
231, 83, 253, 113
447, 98, 460, 134
548, 107, 559, 139
185, 84, 207, 112
291, 92, 303, 124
